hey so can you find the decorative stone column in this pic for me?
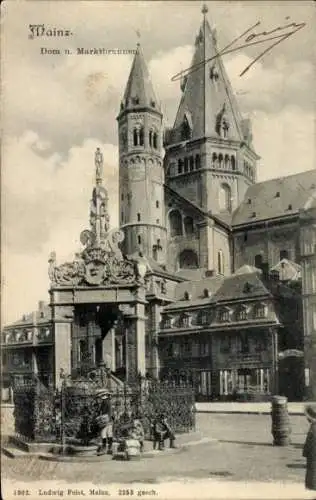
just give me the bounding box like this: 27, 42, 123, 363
52, 305, 73, 387
124, 282, 147, 383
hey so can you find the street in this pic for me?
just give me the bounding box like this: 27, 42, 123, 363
2, 413, 313, 499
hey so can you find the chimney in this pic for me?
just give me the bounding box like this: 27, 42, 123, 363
38, 301, 45, 311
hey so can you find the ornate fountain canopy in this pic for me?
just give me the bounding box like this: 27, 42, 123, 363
48, 149, 140, 287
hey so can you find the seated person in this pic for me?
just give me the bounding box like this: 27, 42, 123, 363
152, 413, 176, 450
132, 418, 145, 452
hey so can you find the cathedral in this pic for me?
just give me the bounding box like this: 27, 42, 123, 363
2, 6, 316, 402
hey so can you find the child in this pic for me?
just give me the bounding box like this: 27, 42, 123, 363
303, 404, 316, 490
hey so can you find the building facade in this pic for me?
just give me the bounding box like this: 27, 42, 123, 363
2, 6, 315, 401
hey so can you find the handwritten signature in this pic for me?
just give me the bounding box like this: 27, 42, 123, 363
171, 17, 306, 81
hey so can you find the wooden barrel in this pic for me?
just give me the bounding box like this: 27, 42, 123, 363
271, 396, 291, 446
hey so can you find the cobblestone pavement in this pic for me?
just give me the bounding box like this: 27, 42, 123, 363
1, 414, 313, 498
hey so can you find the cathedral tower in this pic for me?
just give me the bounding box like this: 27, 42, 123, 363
117, 44, 167, 264
164, 5, 259, 216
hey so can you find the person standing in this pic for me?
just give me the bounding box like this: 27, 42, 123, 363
303, 404, 316, 490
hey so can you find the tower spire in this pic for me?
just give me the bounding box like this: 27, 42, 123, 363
118, 43, 161, 116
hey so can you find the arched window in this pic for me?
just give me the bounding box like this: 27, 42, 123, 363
184, 216, 194, 235
255, 254, 263, 268
169, 210, 182, 237
139, 127, 144, 146
280, 249, 289, 260
195, 154, 201, 169
149, 130, 153, 147
231, 156, 236, 170
179, 249, 199, 269
219, 183, 232, 212
212, 153, 217, 168
218, 153, 223, 168
133, 129, 138, 146
217, 250, 224, 275
153, 133, 158, 149
224, 154, 230, 169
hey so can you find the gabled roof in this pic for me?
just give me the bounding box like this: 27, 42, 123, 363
169, 10, 244, 143
232, 170, 316, 227
119, 44, 161, 115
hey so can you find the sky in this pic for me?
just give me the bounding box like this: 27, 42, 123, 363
1, 0, 315, 325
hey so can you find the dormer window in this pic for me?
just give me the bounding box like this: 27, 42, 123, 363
218, 308, 230, 322
181, 112, 193, 141
203, 288, 210, 298
287, 204, 293, 210
243, 282, 253, 293
254, 303, 267, 319
150, 100, 156, 108
216, 103, 230, 138
200, 310, 209, 325
275, 191, 280, 198
210, 64, 219, 82
180, 313, 191, 328
132, 96, 139, 105
251, 211, 256, 218
236, 306, 248, 321
164, 316, 172, 329
247, 198, 252, 204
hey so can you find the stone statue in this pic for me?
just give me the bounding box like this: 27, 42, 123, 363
95, 147, 103, 180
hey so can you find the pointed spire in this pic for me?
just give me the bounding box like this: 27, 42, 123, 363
170, 6, 244, 143
119, 44, 161, 114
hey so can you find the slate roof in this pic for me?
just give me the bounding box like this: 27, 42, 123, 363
232, 170, 316, 227
164, 275, 224, 310
213, 272, 271, 302
170, 14, 244, 143
119, 44, 161, 114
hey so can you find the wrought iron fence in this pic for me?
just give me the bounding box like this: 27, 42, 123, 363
12, 372, 195, 445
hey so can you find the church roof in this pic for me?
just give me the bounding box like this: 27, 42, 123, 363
232, 169, 316, 227
119, 44, 161, 114
169, 8, 244, 143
